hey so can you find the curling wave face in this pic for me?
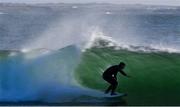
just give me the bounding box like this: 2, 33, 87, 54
76, 42, 180, 105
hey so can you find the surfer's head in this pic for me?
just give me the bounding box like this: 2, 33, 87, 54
119, 62, 126, 69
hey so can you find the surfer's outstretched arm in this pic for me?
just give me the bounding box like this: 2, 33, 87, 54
120, 70, 129, 77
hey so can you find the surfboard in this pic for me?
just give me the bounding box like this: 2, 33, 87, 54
103, 93, 127, 98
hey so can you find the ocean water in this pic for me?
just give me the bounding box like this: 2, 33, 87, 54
0, 3, 180, 105
75, 46, 180, 105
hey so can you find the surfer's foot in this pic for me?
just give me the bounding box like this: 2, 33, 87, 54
111, 92, 117, 96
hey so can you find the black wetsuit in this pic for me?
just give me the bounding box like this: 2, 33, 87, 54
102, 65, 127, 94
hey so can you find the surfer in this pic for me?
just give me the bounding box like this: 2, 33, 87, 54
102, 62, 130, 95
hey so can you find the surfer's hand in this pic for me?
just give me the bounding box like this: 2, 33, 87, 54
112, 77, 117, 80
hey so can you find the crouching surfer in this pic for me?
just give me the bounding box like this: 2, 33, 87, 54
102, 62, 130, 95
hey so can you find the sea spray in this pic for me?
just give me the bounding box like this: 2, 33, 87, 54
0, 45, 81, 101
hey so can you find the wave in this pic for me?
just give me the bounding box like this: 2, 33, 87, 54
0, 45, 127, 105
75, 46, 180, 105
0, 40, 180, 105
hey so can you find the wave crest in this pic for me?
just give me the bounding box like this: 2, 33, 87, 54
85, 36, 180, 53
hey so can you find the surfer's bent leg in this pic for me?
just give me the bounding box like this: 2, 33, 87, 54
103, 75, 118, 94
111, 79, 118, 95
105, 85, 112, 94
103, 75, 113, 93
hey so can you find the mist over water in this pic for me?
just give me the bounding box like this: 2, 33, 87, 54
0, 45, 82, 101
22, 5, 180, 53
0, 4, 179, 52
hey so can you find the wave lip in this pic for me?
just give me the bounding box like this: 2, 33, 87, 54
86, 36, 180, 53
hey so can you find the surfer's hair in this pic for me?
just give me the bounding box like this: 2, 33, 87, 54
119, 62, 125, 66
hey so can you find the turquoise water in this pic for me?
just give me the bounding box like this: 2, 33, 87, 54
0, 46, 81, 101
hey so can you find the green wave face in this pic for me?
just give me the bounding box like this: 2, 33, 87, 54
75, 47, 180, 105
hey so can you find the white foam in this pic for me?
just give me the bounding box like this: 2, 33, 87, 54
83, 27, 180, 53
105, 11, 112, 15
84, 27, 117, 51
72, 6, 78, 9
0, 12, 6, 15
21, 48, 30, 53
